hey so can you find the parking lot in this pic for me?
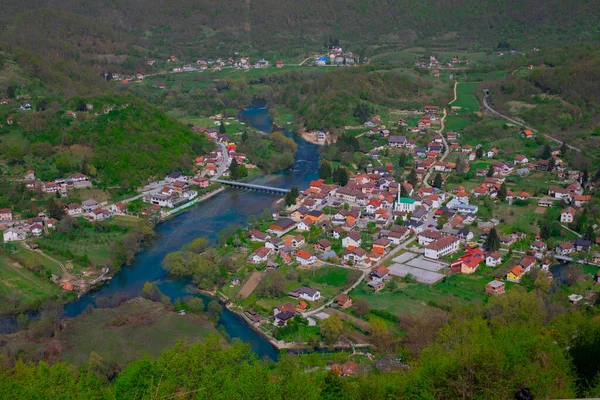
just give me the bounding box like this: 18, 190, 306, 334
392, 252, 418, 264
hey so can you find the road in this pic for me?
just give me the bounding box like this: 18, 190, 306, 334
211, 144, 231, 180
423, 108, 449, 188
21, 243, 70, 277
482, 91, 581, 153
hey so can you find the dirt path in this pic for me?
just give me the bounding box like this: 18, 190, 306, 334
448, 81, 458, 105
238, 271, 264, 299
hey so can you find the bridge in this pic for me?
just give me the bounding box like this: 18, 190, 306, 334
214, 179, 290, 195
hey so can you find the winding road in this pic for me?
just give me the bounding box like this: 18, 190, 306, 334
482, 90, 581, 153
423, 108, 449, 188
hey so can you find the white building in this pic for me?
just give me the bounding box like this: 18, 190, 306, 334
424, 236, 460, 259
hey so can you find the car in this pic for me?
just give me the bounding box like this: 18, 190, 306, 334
428, 224, 434, 228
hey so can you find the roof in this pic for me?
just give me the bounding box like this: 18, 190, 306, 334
296, 250, 313, 260
269, 218, 296, 231
427, 235, 459, 250
487, 280, 504, 288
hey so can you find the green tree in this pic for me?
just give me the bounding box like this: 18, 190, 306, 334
55, 155, 72, 175
407, 168, 418, 186
219, 121, 226, 134
319, 160, 332, 180
498, 182, 507, 201
433, 173, 443, 188
487, 164, 495, 177
486, 227, 500, 251
560, 141, 567, 156
353, 297, 371, 317
46, 197, 66, 220
320, 315, 344, 344
5, 145, 24, 165
437, 214, 449, 229
398, 152, 408, 168
540, 143, 552, 159
476, 146, 483, 159
207, 300, 223, 322
188, 297, 205, 313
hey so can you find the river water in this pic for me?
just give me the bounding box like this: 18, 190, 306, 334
6, 108, 319, 361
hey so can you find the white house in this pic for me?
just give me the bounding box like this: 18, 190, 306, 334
560, 207, 576, 223
296, 250, 317, 265
249, 247, 271, 264
424, 236, 460, 259
291, 287, 321, 302
342, 231, 362, 248
486, 251, 503, 267
3, 228, 25, 242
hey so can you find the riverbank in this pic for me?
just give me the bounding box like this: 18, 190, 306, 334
225, 301, 372, 352
161, 186, 226, 220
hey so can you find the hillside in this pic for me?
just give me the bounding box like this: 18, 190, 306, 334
1, 0, 599, 64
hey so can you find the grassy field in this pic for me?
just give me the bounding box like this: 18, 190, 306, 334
452, 82, 481, 114
445, 115, 472, 131
0, 251, 60, 313
58, 298, 219, 367
35, 222, 129, 267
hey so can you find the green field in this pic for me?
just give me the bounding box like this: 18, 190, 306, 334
0, 251, 60, 313
445, 115, 472, 131
452, 82, 481, 114
35, 221, 129, 267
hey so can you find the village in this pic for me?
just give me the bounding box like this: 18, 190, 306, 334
201, 103, 600, 351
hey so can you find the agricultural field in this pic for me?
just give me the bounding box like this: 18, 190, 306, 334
0, 249, 61, 314
451, 82, 481, 114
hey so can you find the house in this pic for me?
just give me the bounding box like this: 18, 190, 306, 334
368, 280, 385, 291
337, 294, 352, 308
274, 307, 296, 325
506, 265, 525, 282
574, 239, 592, 252
249, 247, 271, 264
342, 231, 362, 248
289, 286, 321, 302
518, 255, 537, 272
451, 247, 484, 274
370, 265, 389, 282
267, 218, 297, 236
530, 241, 547, 252
82, 199, 99, 212
0, 208, 13, 221
297, 218, 314, 232
522, 129, 534, 138
276, 60, 284, 68
388, 135, 407, 147
291, 235, 305, 248
556, 241, 575, 256
486, 251, 503, 267
514, 155, 529, 164
372, 238, 391, 254
3, 228, 25, 242
486, 280, 505, 295
314, 239, 332, 253
560, 207, 576, 223
65, 203, 83, 215
250, 229, 270, 242
424, 235, 460, 259
344, 248, 367, 265
418, 229, 445, 245
111, 202, 127, 214
296, 250, 317, 265
331, 361, 359, 377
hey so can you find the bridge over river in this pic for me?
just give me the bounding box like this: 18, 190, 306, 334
213, 179, 290, 195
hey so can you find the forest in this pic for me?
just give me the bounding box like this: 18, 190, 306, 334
2, 290, 600, 399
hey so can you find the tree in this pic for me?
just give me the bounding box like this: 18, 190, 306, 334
582, 168, 589, 183
55, 155, 72, 175
320, 315, 344, 345
333, 167, 349, 186
256, 270, 286, 298
540, 143, 552, 160
229, 158, 247, 180
487, 164, 495, 177
560, 141, 567, 156
433, 173, 443, 189
46, 197, 66, 220
486, 227, 500, 251
400, 183, 409, 198
476, 147, 483, 159
319, 161, 332, 180
219, 121, 226, 134
188, 297, 205, 313
207, 300, 223, 322
353, 297, 371, 317
398, 152, 408, 168
407, 168, 418, 186
455, 156, 466, 174
498, 182, 507, 201
437, 214, 449, 229
5, 145, 24, 165
290, 186, 299, 199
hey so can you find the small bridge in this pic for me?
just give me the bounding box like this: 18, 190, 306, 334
214, 179, 290, 195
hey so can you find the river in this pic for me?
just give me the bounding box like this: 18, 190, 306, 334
5, 107, 319, 361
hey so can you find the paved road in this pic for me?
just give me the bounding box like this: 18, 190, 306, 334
212, 144, 231, 180
482, 91, 581, 153
423, 108, 449, 188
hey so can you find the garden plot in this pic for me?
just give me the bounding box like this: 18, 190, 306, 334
388, 264, 445, 284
